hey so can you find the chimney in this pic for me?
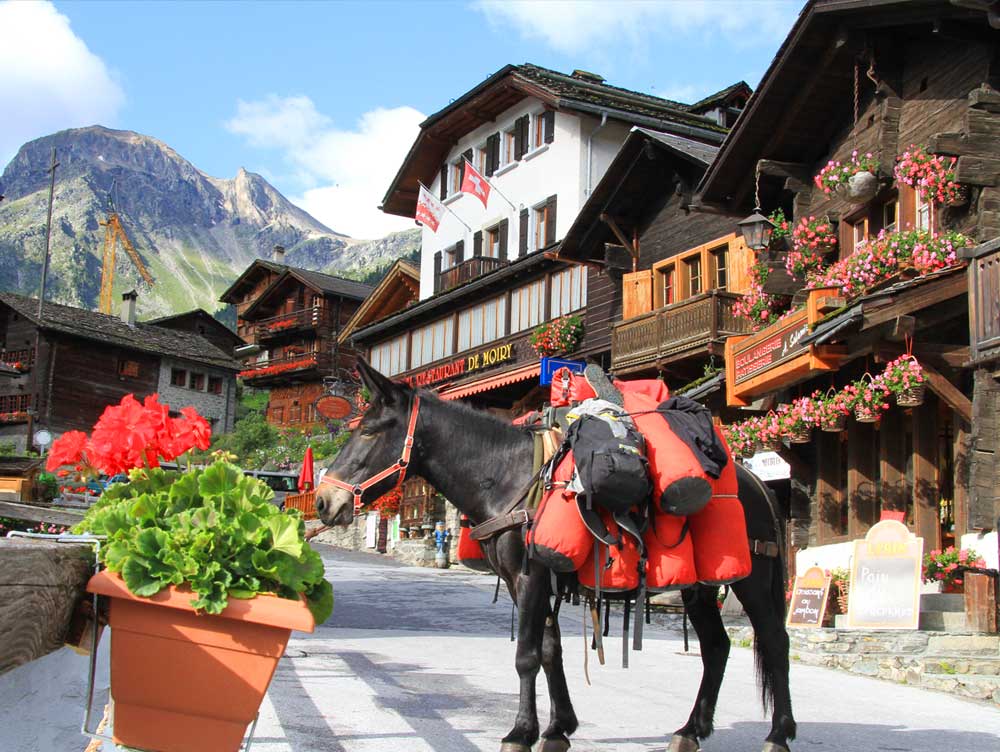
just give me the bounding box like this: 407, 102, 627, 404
273, 245, 286, 264
571, 69, 605, 85
121, 289, 138, 327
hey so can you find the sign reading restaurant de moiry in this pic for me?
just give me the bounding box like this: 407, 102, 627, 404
405, 341, 515, 388
847, 520, 924, 630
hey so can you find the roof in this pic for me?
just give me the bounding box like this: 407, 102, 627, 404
0, 292, 242, 371
557, 128, 719, 261
697, 0, 987, 210
240, 267, 374, 319
218, 259, 372, 305
688, 81, 752, 113
382, 63, 730, 218
338, 259, 419, 344
143, 309, 244, 349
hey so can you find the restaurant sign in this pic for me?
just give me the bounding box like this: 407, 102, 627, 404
733, 310, 810, 384
405, 341, 515, 388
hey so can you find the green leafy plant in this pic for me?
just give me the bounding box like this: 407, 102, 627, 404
74, 461, 333, 622
530, 315, 584, 357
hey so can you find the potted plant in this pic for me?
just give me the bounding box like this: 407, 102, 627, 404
530, 314, 584, 357
894, 144, 966, 206
923, 546, 986, 594
829, 567, 851, 614
814, 151, 880, 203
881, 354, 926, 407
52, 394, 332, 752
814, 389, 850, 432
775, 399, 816, 444
788, 216, 837, 278
843, 373, 890, 423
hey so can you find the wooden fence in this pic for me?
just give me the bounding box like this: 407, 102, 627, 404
284, 490, 317, 520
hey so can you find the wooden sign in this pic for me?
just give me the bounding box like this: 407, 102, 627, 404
786, 566, 831, 628
847, 520, 923, 630
405, 340, 515, 388
732, 308, 811, 385
315, 395, 354, 420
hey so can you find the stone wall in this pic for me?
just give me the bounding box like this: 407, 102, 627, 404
726, 625, 1000, 706
157, 358, 236, 432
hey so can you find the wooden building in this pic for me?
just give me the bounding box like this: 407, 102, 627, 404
0, 291, 241, 452
695, 0, 1000, 570
219, 249, 372, 431
143, 309, 245, 356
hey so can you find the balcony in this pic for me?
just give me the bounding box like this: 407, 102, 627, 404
0, 348, 35, 375
238, 351, 333, 384
437, 257, 507, 293
611, 290, 753, 373
255, 307, 333, 341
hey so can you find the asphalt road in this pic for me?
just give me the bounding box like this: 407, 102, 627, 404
252, 545, 1000, 752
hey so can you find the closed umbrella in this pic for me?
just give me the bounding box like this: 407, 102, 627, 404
298, 446, 315, 492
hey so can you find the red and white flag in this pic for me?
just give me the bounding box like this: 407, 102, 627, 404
461, 159, 491, 208
415, 184, 445, 232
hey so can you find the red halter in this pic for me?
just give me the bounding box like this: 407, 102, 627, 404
320, 396, 421, 513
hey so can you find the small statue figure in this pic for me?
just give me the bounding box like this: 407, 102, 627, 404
433, 520, 451, 568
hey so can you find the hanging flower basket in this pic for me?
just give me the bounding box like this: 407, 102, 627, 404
815, 151, 880, 202
945, 186, 969, 207
530, 315, 584, 357
882, 355, 926, 408
894, 144, 964, 205
821, 413, 847, 432
896, 382, 926, 408
854, 404, 879, 423
836, 170, 879, 203
758, 435, 782, 452
789, 425, 812, 444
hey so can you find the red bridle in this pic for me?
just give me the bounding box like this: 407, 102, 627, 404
320, 396, 421, 513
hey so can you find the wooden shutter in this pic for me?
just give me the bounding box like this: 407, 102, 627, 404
455, 240, 465, 264
486, 133, 500, 176
543, 111, 555, 144
898, 184, 916, 230
970, 371, 1000, 530
433, 251, 442, 293
519, 208, 529, 256
473, 231, 483, 258
514, 116, 528, 160
622, 269, 653, 320
439, 165, 448, 200
545, 195, 558, 247
726, 235, 752, 295
498, 219, 508, 261
461, 149, 473, 182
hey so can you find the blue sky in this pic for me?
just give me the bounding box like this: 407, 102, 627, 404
2, 0, 803, 238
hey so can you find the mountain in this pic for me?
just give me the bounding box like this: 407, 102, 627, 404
0, 126, 419, 317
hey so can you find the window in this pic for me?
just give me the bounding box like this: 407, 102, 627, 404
118, 360, 140, 378
916, 191, 931, 231
659, 264, 676, 306
510, 279, 545, 333
410, 317, 455, 369
444, 243, 460, 270
549, 266, 588, 318
851, 219, 868, 253
710, 246, 728, 291
533, 204, 549, 251
685, 256, 702, 296
270, 406, 284, 424
370, 334, 407, 377
502, 128, 517, 167
485, 225, 502, 258
458, 296, 506, 351
208, 376, 223, 395
289, 403, 302, 423
476, 146, 488, 175
449, 160, 463, 197
883, 199, 898, 233
532, 113, 546, 150
189, 373, 205, 391
170, 368, 187, 387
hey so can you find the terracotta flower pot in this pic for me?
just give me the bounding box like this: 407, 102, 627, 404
87, 570, 315, 752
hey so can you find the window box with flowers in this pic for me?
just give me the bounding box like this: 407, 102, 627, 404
56, 394, 332, 752
814, 151, 880, 203
530, 315, 584, 357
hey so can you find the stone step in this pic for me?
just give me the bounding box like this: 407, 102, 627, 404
922, 656, 1000, 677
919, 610, 969, 631
919, 672, 1000, 703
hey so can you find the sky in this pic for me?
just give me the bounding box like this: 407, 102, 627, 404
1, 0, 803, 239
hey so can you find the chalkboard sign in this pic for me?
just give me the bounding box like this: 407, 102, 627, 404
786, 566, 831, 628
847, 520, 923, 630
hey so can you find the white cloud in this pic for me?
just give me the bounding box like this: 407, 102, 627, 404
226, 96, 424, 239
0, 1, 124, 164
474, 0, 797, 55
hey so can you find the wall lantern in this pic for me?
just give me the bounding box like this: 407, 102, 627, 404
737, 209, 775, 251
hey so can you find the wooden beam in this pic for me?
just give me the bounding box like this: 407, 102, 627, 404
0, 501, 84, 527
922, 361, 973, 424
861, 271, 968, 329
0, 538, 93, 675
876, 342, 971, 369
599, 213, 637, 257
756, 159, 812, 184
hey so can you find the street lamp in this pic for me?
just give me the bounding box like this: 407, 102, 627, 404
737, 208, 775, 251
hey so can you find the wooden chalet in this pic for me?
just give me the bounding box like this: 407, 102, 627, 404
695, 0, 1000, 568
0, 291, 241, 453
143, 309, 245, 356
219, 248, 372, 430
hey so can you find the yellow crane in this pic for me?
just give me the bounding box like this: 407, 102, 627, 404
98, 187, 154, 315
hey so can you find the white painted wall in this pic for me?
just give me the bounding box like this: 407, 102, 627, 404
795, 541, 855, 573
961, 530, 999, 570
417, 99, 631, 300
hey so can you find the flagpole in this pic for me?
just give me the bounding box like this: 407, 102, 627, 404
417, 181, 473, 232
465, 159, 517, 211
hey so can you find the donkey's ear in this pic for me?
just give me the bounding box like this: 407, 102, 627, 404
356, 358, 405, 405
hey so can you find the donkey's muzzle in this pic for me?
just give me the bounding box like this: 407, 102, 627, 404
315, 484, 354, 527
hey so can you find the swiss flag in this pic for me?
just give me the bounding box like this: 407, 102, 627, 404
461, 159, 491, 208
415, 184, 445, 232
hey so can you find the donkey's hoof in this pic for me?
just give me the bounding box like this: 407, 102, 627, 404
539, 735, 571, 752
500, 744, 531, 752
667, 735, 700, 752
762, 744, 790, 752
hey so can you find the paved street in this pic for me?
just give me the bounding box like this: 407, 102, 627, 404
253, 546, 1000, 752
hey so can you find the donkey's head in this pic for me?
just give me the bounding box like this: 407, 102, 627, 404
315, 359, 417, 526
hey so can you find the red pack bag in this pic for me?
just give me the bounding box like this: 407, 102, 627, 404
457, 515, 492, 572
643, 511, 698, 591
687, 429, 751, 585
623, 391, 713, 517
528, 452, 591, 573
577, 509, 640, 594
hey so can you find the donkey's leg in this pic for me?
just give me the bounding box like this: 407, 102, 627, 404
500, 565, 549, 752
669, 585, 730, 751
538, 611, 578, 752
733, 562, 796, 751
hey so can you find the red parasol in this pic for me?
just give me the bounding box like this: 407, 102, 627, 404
298, 446, 315, 492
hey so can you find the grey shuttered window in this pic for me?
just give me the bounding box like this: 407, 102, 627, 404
545, 195, 557, 247
486, 133, 500, 176
473, 231, 483, 258
433, 251, 442, 293
439, 165, 448, 200
514, 116, 529, 161
543, 111, 555, 144
498, 219, 509, 261
455, 240, 465, 264
519, 209, 529, 257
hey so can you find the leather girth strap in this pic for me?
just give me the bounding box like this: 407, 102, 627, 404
750, 539, 781, 558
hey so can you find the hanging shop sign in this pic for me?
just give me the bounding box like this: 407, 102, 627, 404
405, 341, 516, 388
315, 395, 355, 421
847, 520, 924, 630
539, 357, 586, 385
786, 566, 831, 628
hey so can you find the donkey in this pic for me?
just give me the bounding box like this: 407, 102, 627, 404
316, 360, 797, 752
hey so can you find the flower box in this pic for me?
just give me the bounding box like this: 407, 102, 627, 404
88, 570, 314, 752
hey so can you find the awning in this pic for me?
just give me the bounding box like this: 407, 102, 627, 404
438, 363, 541, 401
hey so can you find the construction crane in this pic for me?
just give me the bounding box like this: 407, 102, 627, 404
98, 182, 154, 314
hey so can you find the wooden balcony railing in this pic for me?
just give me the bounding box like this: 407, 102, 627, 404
239, 351, 333, 382
437, 257, 507, 293
611, 290, 753, 372
255, 306, 333, 341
